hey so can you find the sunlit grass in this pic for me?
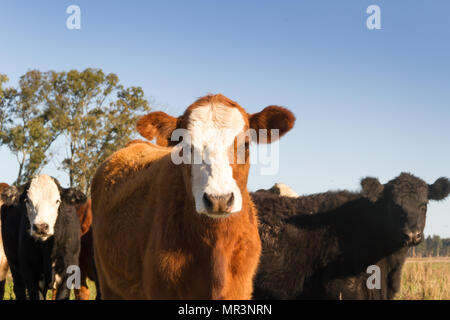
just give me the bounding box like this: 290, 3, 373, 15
3, 275, 97, 300
395, 258, 450, 300
3, 258, 449, 300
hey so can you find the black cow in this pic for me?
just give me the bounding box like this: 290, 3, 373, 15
251, 173, 450, 300
1, 174, 86, 300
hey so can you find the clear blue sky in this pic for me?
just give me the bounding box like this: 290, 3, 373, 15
1, 1, 449, 236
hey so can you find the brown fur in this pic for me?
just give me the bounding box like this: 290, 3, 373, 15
74, 199, 97, 300
249, 106, 296, 143
91, 94, 295, 299
136, 112, 178, 147
77, 199, 93, 237
91, 141, 261, 299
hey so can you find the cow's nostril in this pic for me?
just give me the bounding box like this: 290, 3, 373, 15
203, 193, 234, 214
226, 193, 234, 208
203, 193, 213, 210
415, 232, 422, 241
33, 223, 49, 235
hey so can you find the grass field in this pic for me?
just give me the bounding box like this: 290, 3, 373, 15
395, 257, 450, 300
2, 258, 449, 300
3, 277, 97, 300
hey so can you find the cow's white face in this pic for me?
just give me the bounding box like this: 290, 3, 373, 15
26, 175, 61, 240
187, 104, 245, 217
136, 94, 296, 218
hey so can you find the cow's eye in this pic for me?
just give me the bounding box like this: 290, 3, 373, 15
419, 204, 426, 213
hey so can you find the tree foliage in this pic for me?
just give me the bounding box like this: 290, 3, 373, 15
408, 235, 450, 257
0, 71, 57, 185
0, 69, 150, 192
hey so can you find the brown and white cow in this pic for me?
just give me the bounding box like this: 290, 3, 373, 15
0, 182, 10, 299
91, 94, 295, 299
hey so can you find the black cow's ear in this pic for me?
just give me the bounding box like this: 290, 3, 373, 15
62, 188, 87, 205
428, 177, 450, 201
1, 185, 23, 206
361, 177, 384, 202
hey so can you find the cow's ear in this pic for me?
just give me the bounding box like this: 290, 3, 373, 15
62, 188, 87, 205
136, 111, 178, 147
428, 177, 450, 201
1, 185, 23, 206
361, 177, 384, 202
249, 106, 295, 143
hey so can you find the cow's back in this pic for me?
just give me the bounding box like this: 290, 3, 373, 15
252, 190, 364, 300
91, 140, 177, 299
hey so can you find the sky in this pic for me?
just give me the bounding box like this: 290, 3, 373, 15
0, 1, 449, 236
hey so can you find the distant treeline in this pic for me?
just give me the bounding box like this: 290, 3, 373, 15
408, 235, 450, 257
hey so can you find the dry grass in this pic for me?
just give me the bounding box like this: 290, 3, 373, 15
395, 257, 450, 300
3, 258, 449, 300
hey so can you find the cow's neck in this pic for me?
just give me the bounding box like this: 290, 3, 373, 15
341, 200, 403, 261
182, 193, 252, 244
173, 183, 252, 299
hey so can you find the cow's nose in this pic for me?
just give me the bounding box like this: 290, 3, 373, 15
33, 223, 49, 235
412, 231, 422, 243
406, 231, 422, 244
203, 193, 234, 214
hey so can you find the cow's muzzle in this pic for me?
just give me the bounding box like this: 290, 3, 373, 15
403, 231, 422, 246
202, 192, 234, 216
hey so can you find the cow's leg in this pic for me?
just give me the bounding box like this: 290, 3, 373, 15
0, 279, 5, 299
38, 278, 48, 300
75, 249, 89, 300
91, 254, 101, 300
75, 285, 90, 300
55, 258, 81, 300
8, 264, 26, 300
20, 257, 40, 300
0, 262, 9, 300
22, 268, 41, 300
93, 266, 101, 300
74, 269, 90, 300
26, 281, 40, 300
54, 270, 71, 300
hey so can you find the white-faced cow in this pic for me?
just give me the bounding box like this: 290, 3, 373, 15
251, 173, 450, 300
91, 94, 295, 299
1, 175, 86, 300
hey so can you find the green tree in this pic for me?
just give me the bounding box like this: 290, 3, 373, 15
42, 68, 150, 194
0, 71, 59, 185
431, 235, 442, 257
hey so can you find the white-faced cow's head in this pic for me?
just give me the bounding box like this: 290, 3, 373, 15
1, 174, 86, 241
136, 94, 295, 218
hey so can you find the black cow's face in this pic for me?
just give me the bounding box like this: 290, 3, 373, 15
387, 183, 428, 247
361, 173, 450, 248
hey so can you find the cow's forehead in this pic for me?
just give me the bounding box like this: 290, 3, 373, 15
386, 174, 427, 201
187, 104, 246, 141
27, 175, 60, 203
178, 94, 249, 130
